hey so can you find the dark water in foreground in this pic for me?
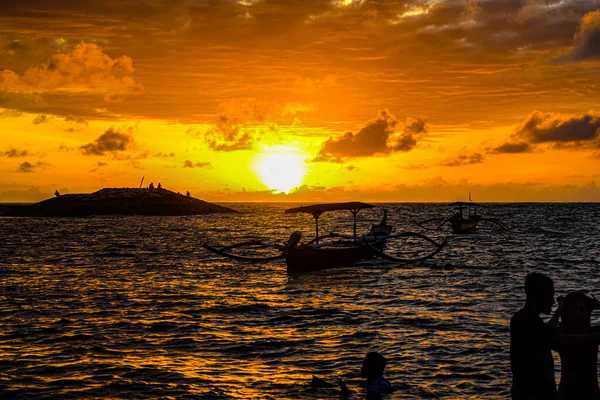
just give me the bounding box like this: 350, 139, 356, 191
1, 203, 599, 399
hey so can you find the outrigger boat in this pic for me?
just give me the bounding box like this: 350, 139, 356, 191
203, 202, 447, 273
414, 196, 509, 234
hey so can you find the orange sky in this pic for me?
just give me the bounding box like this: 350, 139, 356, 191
1, 0, 599, 202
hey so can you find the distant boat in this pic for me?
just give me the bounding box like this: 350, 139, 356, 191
204, 202, 447, 273
414, 197, 509, 234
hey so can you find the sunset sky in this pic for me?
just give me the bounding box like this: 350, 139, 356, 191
1, 0, 600, 202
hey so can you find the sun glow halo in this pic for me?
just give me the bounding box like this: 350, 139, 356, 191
253, 147, 307, 194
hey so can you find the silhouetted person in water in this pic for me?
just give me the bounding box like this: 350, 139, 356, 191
54, 190, 60, 197
555, 293, 600, 399
149, 182, 154, 189
510, 272, 561, 400
186, 191, 190, 197
157, 182, 162, 190
338, 352, 394, 398
310, 351, 393, 398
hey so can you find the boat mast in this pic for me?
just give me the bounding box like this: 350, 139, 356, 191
350, 208, 360, 243
311, 211, 323, 243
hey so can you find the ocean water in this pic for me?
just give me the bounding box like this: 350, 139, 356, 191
1, 203, 599, 399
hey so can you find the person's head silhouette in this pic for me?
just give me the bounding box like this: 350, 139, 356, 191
525, 272, 555, 315
360, 352, 386, 380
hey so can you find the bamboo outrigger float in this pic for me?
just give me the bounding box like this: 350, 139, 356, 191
414, 195, 509, 234
203, 202, 447, 273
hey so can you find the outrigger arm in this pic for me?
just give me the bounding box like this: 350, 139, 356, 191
480, 217, 510, 230
202, 241, 286, 262
413, 217, 450, 231
367, 232, 448, 263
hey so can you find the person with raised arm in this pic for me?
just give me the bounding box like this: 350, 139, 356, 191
554, 293, 600, 399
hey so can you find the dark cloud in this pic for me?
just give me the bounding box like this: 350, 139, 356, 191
561, 11, 600, 61
489, 142, 532, 154
315, 109, 396, 160
489, 110, 600, 155
1, 148, 29, 157
183, 160, 212, 168
80, 127, 134, 155
65, 114, 88, 124
512, 110, 600, 145
440, 151, 485, 167
32, 114, 51, 124
392, 116, 428, 151
314, 110, 428, 161
17, 161, 51, 173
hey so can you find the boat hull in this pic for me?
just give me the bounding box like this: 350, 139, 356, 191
285, 241, 385, 273
451, 220, 478, 234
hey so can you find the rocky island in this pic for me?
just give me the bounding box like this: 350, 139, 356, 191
0, 188, 237, 217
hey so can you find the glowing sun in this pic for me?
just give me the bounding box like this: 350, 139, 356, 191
253, 146, 307, 194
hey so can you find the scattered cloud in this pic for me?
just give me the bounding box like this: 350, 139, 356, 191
154, 152, 176, 158
0, 186, 51, 202
17, 161, 51, 173
1, 148, 29, 157
65, 114, 87, 124
440, 150, 485, 167
0, 108, 22, 117
88, 160, 108, 173
402, 163, 428, 170
80, 127, 135, 155
488, 142, 532, 154
196, 179, 600, 202
188, 116, 255, 152
0, 42, 143, 101
32, 114, 53, 124
183, 160, 213, 168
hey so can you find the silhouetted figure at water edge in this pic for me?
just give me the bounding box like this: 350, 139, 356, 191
510, 272, 560, 400
555, 293, 600, 399
157, 182, 162, 190
149, 182, 154, 189
54, 190, 60, 197
186, 191, 190, 197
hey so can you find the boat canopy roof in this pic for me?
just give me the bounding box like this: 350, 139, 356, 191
285, 202, 376, 215
450, 201, 479, 207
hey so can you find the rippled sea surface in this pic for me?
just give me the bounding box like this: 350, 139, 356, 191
1, 203, 599, 399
